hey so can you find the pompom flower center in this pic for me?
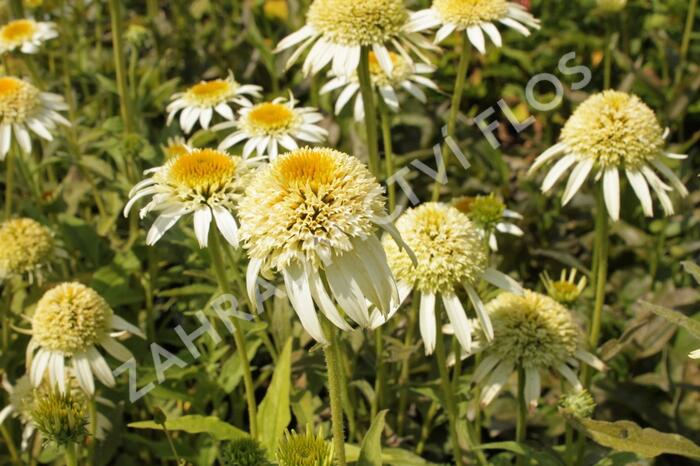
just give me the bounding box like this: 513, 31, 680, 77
454, 194, 505, 229
433, 0, 509, 27
32, 283, 112, 355
169, 149, 238, 193
1, 19, 37, 43
489, 291, 580, 369
276, 148, 337, 188
560, 90, 665, 170
307, 0, 409, 46
0, 77, 40, 124
185, 79, 235, 106
367, 51, 412, 85
0, 218, 54, 278
384, 203, 488, 293
246, 102, 296, 134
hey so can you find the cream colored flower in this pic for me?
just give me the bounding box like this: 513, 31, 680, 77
0, 76, 70, 160
275, 0, 436, 77
166, 72, 262, 134
320, 51, 438, 121
529, 91, 688, 221
381, 202, 523, 355
0, 19, 57, 55
28, 282, 144, 395
0, 217, 55, 282
541, 268, 587, 305
453, 194, 523, 251
472, 291, 604, 407
217, 94, 327, 160
407, 0, 540, 53
240, 147, 411, 344
124, 148, 252, 248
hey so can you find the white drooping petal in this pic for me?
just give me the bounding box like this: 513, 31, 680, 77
73, 352, 95, 394
193, 206, 213, 248
625, 170, 653, 217
464, 284, 493, 342
212, 206, 239, 248
524, 368, 541, 410
282, 263, 328, 345
419, 292, 437, 355
602, 168, 620, 221
561, 159, 594, 205
441, 293, 472, 352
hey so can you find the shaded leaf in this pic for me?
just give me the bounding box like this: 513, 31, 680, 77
129, 415, 248, 441
256, 338, 292, 454
357, 410, 387, 466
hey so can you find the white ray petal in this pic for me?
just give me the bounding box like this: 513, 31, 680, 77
561, 158, 594, 205
464, 284, 494, 341
282, 263, 328, 344
441, 293, 472, 352
419, 292, 437, 355
602, 168, 620, 221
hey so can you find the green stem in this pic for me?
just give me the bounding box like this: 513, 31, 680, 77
357, 47, 380, 178
515, 366, 527, 466
8, 0, 24, 18
378, 99, 395, 212
323, 320, 347, 466
162, 424, 184, 465
603, 20, 612, 90
371, 328, 384, 420
3, 145, 16, 220
64, 443, 77, 466
0, 424, 21, 466
434, 308, 463, 466
676, 0, 698, 85
432, 32, 471, 201
583, 187, 609, 387
108, 0, 134, 135
564, 422, 574, 466
397, 294, 418, 436
209, 232, 259, 439
147, 0, 159, 21
88, 397, 97, 466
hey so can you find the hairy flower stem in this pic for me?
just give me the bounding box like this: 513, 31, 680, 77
357, 47, 381, 178
371, 328, 385, 420
434, 309, 464, 465
0, 424, 21, 466
4, 145, 15, 219
64, 443, 77, 466
379, 99, 396, 212
397, 294, 418, 436
432, 32, 471, 202
108, 0, 134, 136
88, 397, 97, 466
603, 20, 612, 90
209, 232, 259, 439
676, 0, 698, 86
323, 319, 347, 466
515, 366, 527, 466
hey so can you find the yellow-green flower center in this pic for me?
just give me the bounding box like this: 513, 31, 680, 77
185, 79, 236, 107
384, 202, 487, 293
367, 51, 412, 86
453, 194, 505, 230
0, 76, 41, 125
307, 0, 409, 46
488, 291, 580, 369
0, 217, 54, 279
32, 283, 112, 355
560, 91, 665, 170
0, 19, 37, 44
433, 0, 509, 27
244, 102, 296, 135
168, 148, 239, 193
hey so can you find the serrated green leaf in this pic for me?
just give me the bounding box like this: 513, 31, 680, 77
128, 415, 248, 441
357, 410, 388, 466
256, 338, 292, 454
569, 416, 700, 459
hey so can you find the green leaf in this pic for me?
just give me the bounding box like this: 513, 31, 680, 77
682, 261, 700, 286
640, 301, 700, 339
569, 416, 700, 459
128, 415, 248, 441
256, 338, 292, 454
357, 410, 388, 466
475, 441, 563, 465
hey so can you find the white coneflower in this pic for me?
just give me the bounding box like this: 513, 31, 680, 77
453, 194, 523, 251
529, 91, 689, 221
166, 72, 262, 134
472, 291, 605, 408
0, 218, 55, 283
320, 50, 438, 121
0, 19, 57, 55
0, 376, 36, 450
406, 0, 540, 53
28, 282, 144, 395
217, 94, 327, 160
0, 76, 70, 160
541, 268, 587, 305
124, 148, 252, 248
240, 147, 411, 344
382, 202, 523, 355
275, 0, 436, 77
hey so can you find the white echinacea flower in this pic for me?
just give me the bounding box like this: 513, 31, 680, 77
275, 0, 436, 77
0, 76, 70, 160
239, 147, 413, 344
320, 50, 438, 121
124, 148, 252, 248
453, 194, 524, 251
217, 94, 327, 160
166, 72, 262, 134
406, 0, 540, 53
0, 19, 57, 55
382, 202, 523, 355
28, 282, 144, 395
529, 91, 689, 221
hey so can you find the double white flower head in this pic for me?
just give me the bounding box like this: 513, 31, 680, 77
0, 18, 57, 55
